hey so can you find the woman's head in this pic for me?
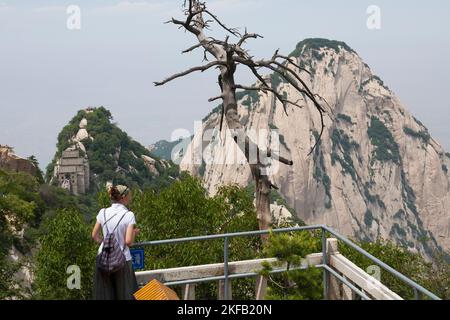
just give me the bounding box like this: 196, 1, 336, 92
108, 184, 132, 205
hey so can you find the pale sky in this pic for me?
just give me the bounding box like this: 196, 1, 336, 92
1, 0, 449, 169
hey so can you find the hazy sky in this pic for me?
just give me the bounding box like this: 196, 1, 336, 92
1, 0, 449, 169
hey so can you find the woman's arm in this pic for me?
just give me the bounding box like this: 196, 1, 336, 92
125, 224, 140, 247
92, 222, 103, 244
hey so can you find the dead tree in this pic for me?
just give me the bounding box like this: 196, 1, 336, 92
155, 0, 325, 236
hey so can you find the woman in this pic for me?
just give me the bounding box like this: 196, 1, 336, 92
92, 184, 140, 300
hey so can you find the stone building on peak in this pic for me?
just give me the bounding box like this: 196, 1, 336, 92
53, 147, 90, 195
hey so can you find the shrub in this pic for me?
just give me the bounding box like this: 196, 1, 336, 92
368, 117, 400, 164
403, 127, 430, 144
364, 210, 374, 228
337, 114, 353, 124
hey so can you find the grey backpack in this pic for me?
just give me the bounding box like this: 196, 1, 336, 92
96, 209, 129, 274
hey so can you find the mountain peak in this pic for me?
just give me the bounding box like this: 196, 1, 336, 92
47, 107, 179, 193
180, 38, 450, 259
289, 38, 356, 57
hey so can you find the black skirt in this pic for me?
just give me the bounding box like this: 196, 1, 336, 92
93, 260, 138, 300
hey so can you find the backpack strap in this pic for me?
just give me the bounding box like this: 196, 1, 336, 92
103, 208, 109, 234
112, 210, 129, 233
102, 208, 119, 235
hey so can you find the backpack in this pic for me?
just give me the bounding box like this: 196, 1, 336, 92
96, 208, 129, 274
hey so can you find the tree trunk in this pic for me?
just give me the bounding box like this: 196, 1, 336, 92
219, 64, 272, 239
220, 62, 271, 300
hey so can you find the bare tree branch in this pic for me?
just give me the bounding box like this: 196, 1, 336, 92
208, 95, 223, 102
203, 9, 242, 37
154, 61, 226, 86
274, 54, 311, 75
237, 32, 263, 47
182, 43, 203, 54
234, 84, 304, 110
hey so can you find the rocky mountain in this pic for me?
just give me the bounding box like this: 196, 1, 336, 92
46, 107, 179, 193
149, 138, 189, 163
178, 38, 450, 259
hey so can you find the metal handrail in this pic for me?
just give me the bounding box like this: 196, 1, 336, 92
133, 225, 441, 300
321, 225, 441, 300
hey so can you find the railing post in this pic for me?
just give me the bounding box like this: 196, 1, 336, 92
182, 284, 196, 300
322, 227, 329, 300
414, 288, 420, 300
223, 236, 230, 300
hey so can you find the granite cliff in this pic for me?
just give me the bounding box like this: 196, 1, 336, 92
178, 38, 450, 259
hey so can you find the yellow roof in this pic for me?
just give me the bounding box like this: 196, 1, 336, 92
134, 279, 180, 300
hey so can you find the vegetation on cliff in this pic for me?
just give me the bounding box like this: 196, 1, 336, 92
46, 107, 179, 192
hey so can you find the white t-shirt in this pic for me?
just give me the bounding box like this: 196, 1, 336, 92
96, 203, 137, 261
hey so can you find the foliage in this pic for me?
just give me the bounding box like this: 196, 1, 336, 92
236, 89, 259, 108
360, 76, 390, 92
339, 240, 449, 300
261, 230, 323, 300
0, 169, 45, 251
331, 128, 359, 181
33, 209, 97, 300
149, 138, 187, 161
312, 130, 332, 208
363, 183, 386, 210
46, 107, 179, 192
393, 209, 405, 220
289, 38, 355, 57
368, 116, 400, 164
131, 174, 261, 300
337, 114, 353, 124
0, 167, 112, 299
27, 156, 45, 184
364, 210, 374, 228
270, 70, 289, 90
260, 225, 448, 300
403, 127, 431, 144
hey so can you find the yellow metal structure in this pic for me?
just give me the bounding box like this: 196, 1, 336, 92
134, 279, 180, 300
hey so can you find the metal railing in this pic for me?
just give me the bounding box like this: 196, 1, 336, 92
133, 225, 441, 300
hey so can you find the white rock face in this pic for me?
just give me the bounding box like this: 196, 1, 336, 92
79, 118, 87, 129
271, 203, 294, 227
181, 40, 450, 259
74, 129, 89, 142
142, 155, 159, 176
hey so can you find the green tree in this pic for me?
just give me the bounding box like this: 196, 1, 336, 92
34, 209, 97, 300
131, 174, 261, 299
339, 240, 449, 300
260, 230, 323, 300
260, 228, 448, 300
0, 169, 41, 299
27, 156, 45, 185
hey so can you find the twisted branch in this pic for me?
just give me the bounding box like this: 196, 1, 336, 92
154, 61, 226, 86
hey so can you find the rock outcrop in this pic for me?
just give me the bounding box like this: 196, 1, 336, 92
51, 118, 90, 195
48, 107, 179, 192
0, 145, 37, 176
180, 38, 450, 259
